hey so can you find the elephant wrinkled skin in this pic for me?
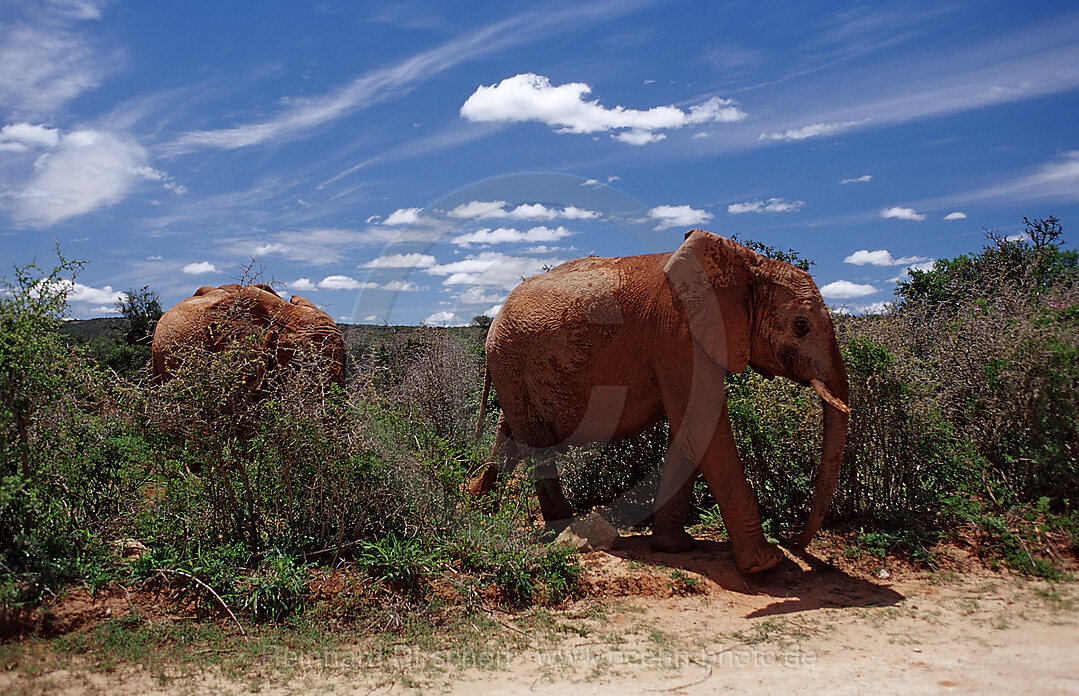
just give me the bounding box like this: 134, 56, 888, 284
151, 283, 345, 389
469, 230, 850, 574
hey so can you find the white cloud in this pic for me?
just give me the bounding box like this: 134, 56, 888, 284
759, 121, 859, 142
446, 200, 598, 221
859, 301, 893, 315
844, 249, 930, 266
423, 310, 463, 327
7, 129, 171, 227
458, 287, 506, 305
840, 174, 872, 185
316, 275, 420, 291
943, 211, 967, 220
460, 73, 745, 144
727, 198, 805, 214
819, 280, 877, 299
182, 261, 218, 275
361, 253, 437, 268
168, 5, 643, 152
0, 4, 115, 120
451, 225, 573, 248
0, 122, 61, 152
253, 242, 288, 256
484, 303, 503, 317
290, 278, 317, 291
881, 206, 926, 221
317, 275, 361, 290
57, 280, 126, 307
649, 204, 713, 230
426, 251, 564, 290
382, 207, 422, 225
888, 261, 936, 282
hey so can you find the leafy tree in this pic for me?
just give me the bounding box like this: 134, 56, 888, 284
118, 285, 163, 346
896, 216, 1076, 305
731, 235, 814, 271
471, 314, 493, 330
0, 253, 85, 476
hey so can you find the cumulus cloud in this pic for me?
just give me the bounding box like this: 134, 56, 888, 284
450, 225, 573, 248
289, 278, 317, 291
457, 287, 506, 305
7, 129, 178, 227
361, 253, 437, 268
649, 204, 713, 230
759, 121, 859, 142
727, 198, 805, 214
819, 280, 877, 299
0, 122, 61, 151
182, 261, 217, 275
382, 207, 422, 225
943, 211, 967, 220
840, 174, 872, 185
460, 73, 745, 144
844, 249, 930, 266
315, 275, 420, 291
446, 200, 598, 221
888, 261, 936, 282
423, 310, 464, 327
881, 206, 926, 221
55, 280, 126, 308
425, 251, 564, 290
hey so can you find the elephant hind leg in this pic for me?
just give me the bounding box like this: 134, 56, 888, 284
532, 458, 573, 532
467, 413, 522, 497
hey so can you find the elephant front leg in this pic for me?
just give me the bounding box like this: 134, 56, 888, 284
698, 408, 782, 573
657, 405, 782, 574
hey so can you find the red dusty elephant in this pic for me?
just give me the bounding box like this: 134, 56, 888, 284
151, 283, 345, 390
469, 230, 850, 574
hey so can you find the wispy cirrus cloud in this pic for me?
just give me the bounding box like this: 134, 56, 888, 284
759, 121, 859, 142
167, 2, 649, 153
728, 198, 805, 214
460, 73, 745, 145
0, 0, 118, 120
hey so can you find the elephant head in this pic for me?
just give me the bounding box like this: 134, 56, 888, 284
663, 230, 850, 547
152, 283, 345, 390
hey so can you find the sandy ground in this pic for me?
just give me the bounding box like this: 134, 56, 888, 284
3, 535, 1078, 695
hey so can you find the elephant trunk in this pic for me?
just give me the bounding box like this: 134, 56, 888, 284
797, 358, 850, 548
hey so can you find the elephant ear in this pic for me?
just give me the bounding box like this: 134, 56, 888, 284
663, 229, 753, 373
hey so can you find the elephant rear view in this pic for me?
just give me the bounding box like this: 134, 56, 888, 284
151, 283, 345, 392
469, 230, 849, 574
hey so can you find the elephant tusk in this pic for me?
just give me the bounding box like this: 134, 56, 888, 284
811, 378, 850, 414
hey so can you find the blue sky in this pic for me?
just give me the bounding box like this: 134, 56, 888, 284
2, 0, 1078, 324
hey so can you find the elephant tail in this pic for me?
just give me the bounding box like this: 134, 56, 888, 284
474, 367, 491, 439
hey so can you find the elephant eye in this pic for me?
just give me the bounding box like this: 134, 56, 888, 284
793, 317, 811, 338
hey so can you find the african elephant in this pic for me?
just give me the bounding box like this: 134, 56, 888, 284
151, 283, 345, 389
468, 230, 849, 574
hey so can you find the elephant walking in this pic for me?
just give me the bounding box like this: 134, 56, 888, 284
469, 230, 849, 574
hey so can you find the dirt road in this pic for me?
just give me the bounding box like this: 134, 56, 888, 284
4, 536, 1077, 695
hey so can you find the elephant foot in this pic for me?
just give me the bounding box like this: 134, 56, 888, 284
733, 540, 783, 574
649, 528, 696, 553
466, 467, 499, 498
